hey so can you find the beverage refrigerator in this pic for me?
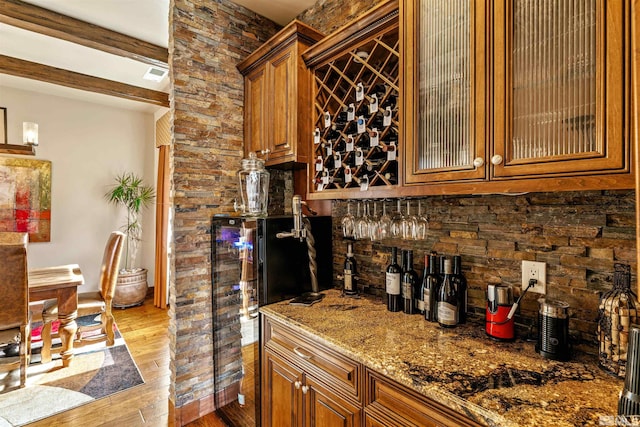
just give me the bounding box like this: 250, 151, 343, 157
210, 215, 332, 426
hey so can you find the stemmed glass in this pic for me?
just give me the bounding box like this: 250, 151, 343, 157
414, 199, 429, 240
355, 201, 370, 240
401, 200, 416, 240
390, 199, 404, 238
377, 200, 392, 240
369, 201, 380, 241
341, 202, 355, 238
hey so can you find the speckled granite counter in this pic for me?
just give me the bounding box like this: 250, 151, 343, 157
260, 289, 623, 427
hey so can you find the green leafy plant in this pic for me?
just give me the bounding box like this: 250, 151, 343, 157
105, 172, 155, 271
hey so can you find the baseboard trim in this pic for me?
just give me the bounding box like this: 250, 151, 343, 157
171, 382, 240, 426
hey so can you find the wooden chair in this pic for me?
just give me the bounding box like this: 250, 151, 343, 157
0, 232, 31, 388
40, 231, 125, 364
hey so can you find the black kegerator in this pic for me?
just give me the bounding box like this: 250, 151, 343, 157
211, 215, 332, 427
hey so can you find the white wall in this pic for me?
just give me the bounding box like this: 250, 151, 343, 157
0, 85, 157, 292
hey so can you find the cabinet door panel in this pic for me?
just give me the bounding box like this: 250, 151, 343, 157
270, 48, 296, 161
305, 377, 361, 427
493, 0, 628, 177
245, 67, 268, 159
263, 350, 302, 427
403, 0, 487, 184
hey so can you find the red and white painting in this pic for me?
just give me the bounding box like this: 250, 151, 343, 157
0, 157, 51, 242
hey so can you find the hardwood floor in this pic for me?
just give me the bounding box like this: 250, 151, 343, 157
27, 297, 228, 427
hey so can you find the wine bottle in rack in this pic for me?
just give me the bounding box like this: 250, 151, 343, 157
335, 108, 349, 126
333, 135, 345, 153
322, 141, 332, 157
365, 158, 387, 170
382, 94, 397, 110
385, 247, 402, 312
370, 113, 385, 130
345, 121, 357, 136
370, 83, 387, 100
382, 161, 398, 185
356, 103, 369, 119
367, 146, 387, 161
356, 132, 370, 149
327, 123, 341, 140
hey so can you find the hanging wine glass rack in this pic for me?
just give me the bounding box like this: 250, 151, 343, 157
302, 0, 399, 195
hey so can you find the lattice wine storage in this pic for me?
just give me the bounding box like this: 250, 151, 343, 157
303, 1, 399, 195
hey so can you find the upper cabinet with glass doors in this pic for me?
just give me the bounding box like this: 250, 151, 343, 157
403, 0, 633, 190
403, 0, 487, 184
492, 0, 629, 179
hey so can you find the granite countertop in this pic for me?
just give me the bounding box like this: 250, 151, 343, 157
260, 289, 623, 427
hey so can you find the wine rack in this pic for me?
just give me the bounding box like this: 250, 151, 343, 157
302, 1, 399, 195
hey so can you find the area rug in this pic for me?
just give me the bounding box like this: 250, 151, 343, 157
0, 315, 144, 426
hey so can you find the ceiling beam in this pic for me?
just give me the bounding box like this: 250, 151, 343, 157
0, 55, 169, 107
0, 0, 168, 68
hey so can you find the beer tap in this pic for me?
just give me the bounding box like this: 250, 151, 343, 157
277, 195, 324, 305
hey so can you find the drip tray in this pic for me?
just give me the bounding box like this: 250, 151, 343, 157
289, 292, 325, 307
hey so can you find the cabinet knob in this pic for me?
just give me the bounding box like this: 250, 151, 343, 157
294, 381, 301, 389
301, 385, 309, 394
491, 155, 504, 165
260, 149, 271, 155
472, 157, 484, 167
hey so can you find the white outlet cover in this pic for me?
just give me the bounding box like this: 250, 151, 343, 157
521, 260, 546, 294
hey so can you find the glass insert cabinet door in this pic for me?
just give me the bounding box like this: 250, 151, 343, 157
403, 0, 487, 184
492, 0, 629, 178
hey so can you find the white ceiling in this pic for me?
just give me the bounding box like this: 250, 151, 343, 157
0, 0, 316, 113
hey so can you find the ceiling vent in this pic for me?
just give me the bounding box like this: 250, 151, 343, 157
143, 66, 168, 82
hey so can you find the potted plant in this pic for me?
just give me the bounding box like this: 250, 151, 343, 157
105, 172, 155, 308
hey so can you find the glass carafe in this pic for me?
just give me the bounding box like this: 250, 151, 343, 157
236, 152, 270, 217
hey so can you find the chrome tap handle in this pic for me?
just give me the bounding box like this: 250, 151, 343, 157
292, 195, 306, 241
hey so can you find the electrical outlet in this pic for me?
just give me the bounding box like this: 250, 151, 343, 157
521, 260, 546, 294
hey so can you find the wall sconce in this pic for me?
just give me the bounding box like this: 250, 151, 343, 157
0, 108, 35, 156
23, 122, 38, 146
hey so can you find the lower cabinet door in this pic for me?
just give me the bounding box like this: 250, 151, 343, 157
263, 349, 303, 427
305, 376, 361, 427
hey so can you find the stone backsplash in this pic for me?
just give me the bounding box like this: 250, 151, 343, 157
330, 190, 637, 350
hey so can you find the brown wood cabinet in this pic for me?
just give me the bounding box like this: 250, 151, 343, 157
237, 21, 324, 167
365, 369, 482, 427
261, 313, 484, 427
401, 0, 634, 194
261, 315, 362, 427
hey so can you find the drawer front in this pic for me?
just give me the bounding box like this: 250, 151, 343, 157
365, 369, 483, 427
263, 315, 361, 401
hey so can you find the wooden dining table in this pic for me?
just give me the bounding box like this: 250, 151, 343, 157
28, 264, 84, 367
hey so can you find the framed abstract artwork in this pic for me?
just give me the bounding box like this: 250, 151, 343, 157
0, 107, 6, 145
0, 157, 51, 242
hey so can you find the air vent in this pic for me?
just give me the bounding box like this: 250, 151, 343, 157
143, 66, 168, 82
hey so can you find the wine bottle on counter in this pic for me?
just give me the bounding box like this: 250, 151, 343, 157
437, 258, 458, 328
402, 250, 419, 315
452, 255, 467, 323
438, 255, 446, 283
385, 247, 402, 312
422, 253, 439, 322
343, 243, 357, 296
